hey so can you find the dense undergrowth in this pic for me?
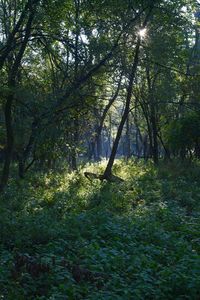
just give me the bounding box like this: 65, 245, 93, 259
0, 160, 200, 299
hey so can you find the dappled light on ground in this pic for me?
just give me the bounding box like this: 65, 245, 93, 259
0, 160, 200, 299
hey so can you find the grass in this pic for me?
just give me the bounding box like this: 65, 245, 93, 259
0, 159, 200, 299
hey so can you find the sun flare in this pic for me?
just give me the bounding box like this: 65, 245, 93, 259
138, 28, 147, 39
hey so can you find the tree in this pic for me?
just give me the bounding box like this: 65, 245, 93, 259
103, 3, 154, 179
0, 0, 40, 190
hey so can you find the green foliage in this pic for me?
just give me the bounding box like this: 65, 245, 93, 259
164, 112, 200, 156
0, 161, 200, 299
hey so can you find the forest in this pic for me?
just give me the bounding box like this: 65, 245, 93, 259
0, 0, 200, 299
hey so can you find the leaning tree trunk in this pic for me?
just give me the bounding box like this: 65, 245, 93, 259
157, 131, 171, 161
102, 2, 154, 179
95, 74, 122, 160
103, 38, 141, 179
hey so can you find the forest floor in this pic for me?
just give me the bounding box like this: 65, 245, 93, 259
0, 160, 200, 299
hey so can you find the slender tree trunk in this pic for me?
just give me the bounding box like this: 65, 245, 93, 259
0, 92, 14, 190
140, 102, 154, 160
70, 0, 80, 170
143, 134, 149, 160
95, 74, 122, 160
17, 119, 38, 178
0, 0, 36, 70
150, 103, 159, 164
195, 141, 200, 159
96, 133, 102, 161
145, 62, 160, 165
18, 156, 25, 179
157, 131, 171, 160
135, 128, 139, 157
125, 116, 131, 159
0, 5, 37, 190
103, 38, 141, 179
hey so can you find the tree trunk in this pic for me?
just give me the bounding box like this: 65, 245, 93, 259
95, 133, 102, 161
0, 5, 37, 190
17, 119, 38, 178
150, 103, 159, 164
95, 74, 122, 160
125, 116, 131, 159
145, 61, 160, 165
0, 92, 14, 190
0, 0, 37, 70
103, 38, 141, 179
157, 131, 171, 160
18, 156, 25, 179
195, 141, 200, 159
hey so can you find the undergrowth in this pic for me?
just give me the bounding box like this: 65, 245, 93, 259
0, 160, 200, 299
